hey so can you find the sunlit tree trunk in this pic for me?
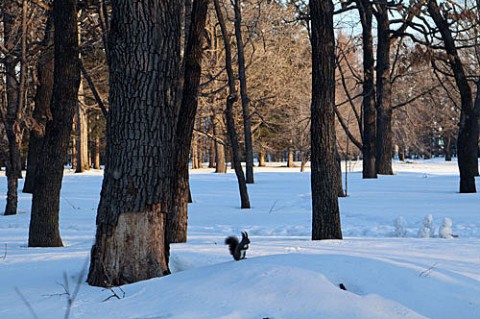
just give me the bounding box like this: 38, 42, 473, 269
88, 0, 181, 286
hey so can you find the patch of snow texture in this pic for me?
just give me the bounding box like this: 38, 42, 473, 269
418, 214, 435, 238
394, 217, 407, 237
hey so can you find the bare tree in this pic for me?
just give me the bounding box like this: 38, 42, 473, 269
88, 0, 182, 286
28, 0, 80, 247
310, 0, 342, 240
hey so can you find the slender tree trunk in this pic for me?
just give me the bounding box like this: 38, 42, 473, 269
213, 114, 227, 173
428, 1, 477, 193
209, 137, 215, 168
232, 0, 254, 184
71, 129, 77, 170
75, 78, 90, 172
93, 136, 101, 169
28, 0, 81, 247
356, 0, 377, 179
23, 17, 54, 194
169, 0, 209, 244
88, 0, 181, 286
445, 134, 452, 161
258, 149, 266, 167
300, 151, 308, 172
336, 149, 346, 197
214, 0, 250, 208
287, 148, 295, 167
2, 0, 25, 215
375, 1, 394, 175
310, 0, 342, 240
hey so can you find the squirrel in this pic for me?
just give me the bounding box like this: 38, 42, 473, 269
225, 231, 250, 261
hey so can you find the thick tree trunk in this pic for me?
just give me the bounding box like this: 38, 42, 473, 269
356, 0, 377, 179
214, 0, 250, 208
375, 1, 394, 175
309, 0, 342, 240
233, 0, 254, 184
88, 0, 181, 286
169, 0, 209, 244
28, 0, 80, 247
23, 17, 54, 194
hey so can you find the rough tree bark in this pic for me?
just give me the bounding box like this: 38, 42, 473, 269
214, 0, 250, 208
428, 0, 478, 193
309, 0, 342, 240
23, 15, 54, 194
356, 0, 377, 179
88, 0, 182, 286
374, 0, 394, 175
28, 0, 80, 247
233, 0, 254, 184
169, 0, 209, 244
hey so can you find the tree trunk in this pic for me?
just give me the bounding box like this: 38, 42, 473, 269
23, 17, 54, 194
2, 0, 25, 215
75, 78, 90, 173
88, 0, 181, 286
428, 1, 477, 193
287, 148, 295, 167
336, 149, 346, 197
93, 136, 101, 169
214, 0, 250, 208
375, 1, 394, 175
28, 0, 80, 247
356, 0, 377, 179
71, 123, 77, 170
445, 134, 452, 161
300, 151, 308, 172
209, 137, 215, 168
232, 0, 254, 184
169, 0, 209, 244
309, 0, 342, 240
258, 149, 266, 167
213, 115, 227, 173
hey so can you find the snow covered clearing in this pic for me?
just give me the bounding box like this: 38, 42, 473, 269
0, 159, 479, 318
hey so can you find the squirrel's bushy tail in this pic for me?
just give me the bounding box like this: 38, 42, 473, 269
225, 236, 238, 257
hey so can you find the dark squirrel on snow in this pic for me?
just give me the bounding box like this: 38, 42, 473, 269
225, 231, 250, 261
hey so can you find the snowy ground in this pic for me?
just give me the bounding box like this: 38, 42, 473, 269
0, 159, 479, 318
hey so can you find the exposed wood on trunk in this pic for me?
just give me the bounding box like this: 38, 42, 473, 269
88, 0, 181, 286
310, 0, 342, 240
